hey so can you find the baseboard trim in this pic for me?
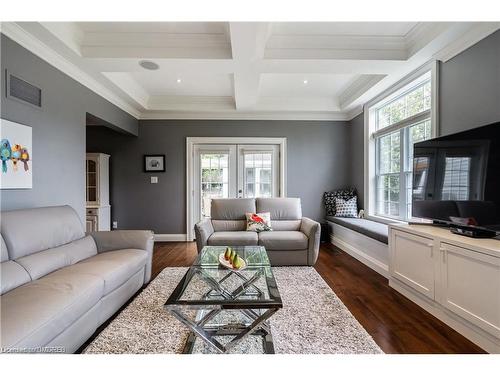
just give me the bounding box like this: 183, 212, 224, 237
154, 234, 188, 242
330, 234, 389, 279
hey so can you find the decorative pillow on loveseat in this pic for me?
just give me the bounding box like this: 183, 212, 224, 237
334, 196, 358, 218
324, 188, 357, 216
246, 212, 272, 232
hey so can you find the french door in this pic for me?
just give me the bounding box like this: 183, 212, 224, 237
192, 143, 280, 225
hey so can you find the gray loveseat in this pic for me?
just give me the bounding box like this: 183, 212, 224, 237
195, 198, 320, 266
0, 205, 153, 353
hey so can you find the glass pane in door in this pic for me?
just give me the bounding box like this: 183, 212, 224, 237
244, 152, 272, 198
200, 153, 229, 218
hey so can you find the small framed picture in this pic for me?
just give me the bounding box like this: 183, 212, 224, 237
144, 154, 165, 172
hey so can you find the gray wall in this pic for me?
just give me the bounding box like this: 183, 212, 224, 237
1, 34, 138, 220
349, 112, 365, 209
348, 30, 500, 210
440, 30, 500, 135
87, 120, 351, 234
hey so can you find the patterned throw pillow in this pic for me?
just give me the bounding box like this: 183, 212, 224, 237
334, 196, 358, 218
246, 212, 272, 232
324, 188, 357, 216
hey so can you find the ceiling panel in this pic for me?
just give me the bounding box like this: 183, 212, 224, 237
259, 73, 357, 97
129, 72, 233, 96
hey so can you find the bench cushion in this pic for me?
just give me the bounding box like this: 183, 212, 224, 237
326, 216, 388, 244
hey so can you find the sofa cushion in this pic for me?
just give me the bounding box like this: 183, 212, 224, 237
0, 261, 31, 295
0, 272, 103, 348
207, 231, 258, 246
55, 249, 148, 295
210, 198, 256, 220
1, 206, 85, 260
256, 198, 302, 220
15, 236, 98, 281
326, 216, 388, 244
212, 220, 247, 232
271, 220, 302, 231
258, 231, 308, 250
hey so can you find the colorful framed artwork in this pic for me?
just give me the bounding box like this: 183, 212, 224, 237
144, 154, 165, 172
0, 119, 32, 189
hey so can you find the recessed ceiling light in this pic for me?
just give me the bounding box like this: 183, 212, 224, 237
176, 78, 182, 83
303, 79, 308, 84
139, 60, 159, 70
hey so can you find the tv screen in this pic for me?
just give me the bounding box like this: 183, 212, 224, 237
412, 121, 500, 235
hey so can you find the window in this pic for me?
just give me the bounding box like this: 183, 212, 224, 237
200, 153, 229, 217
243, 152, 273, 198
366, 64, 437, 222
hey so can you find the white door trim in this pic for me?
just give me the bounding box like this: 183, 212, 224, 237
186, 137, 287, 241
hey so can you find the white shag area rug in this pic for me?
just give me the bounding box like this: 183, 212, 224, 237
84, 267, 383, 354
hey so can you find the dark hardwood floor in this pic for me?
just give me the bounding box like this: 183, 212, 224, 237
153, 241, 485, 354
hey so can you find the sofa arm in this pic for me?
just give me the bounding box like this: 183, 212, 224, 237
194, 218, 214, 253
90, 230, 154, 283
300, 217, 321, 265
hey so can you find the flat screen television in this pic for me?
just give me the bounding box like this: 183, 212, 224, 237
412, 121, 500, 238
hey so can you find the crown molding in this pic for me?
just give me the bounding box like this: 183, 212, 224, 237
0, 22, 141, 119
433, 22, 500, 62
139, 110, 351, 121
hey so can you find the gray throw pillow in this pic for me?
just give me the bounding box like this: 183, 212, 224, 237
334, 196, 358, 218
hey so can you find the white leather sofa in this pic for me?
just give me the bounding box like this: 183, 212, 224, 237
0, 205, 153, 353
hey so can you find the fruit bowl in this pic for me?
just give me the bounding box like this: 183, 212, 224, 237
218, 253, 247, 271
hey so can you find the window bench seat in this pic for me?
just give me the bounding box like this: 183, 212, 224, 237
326, 216, 389, 277
325, 217, 388, 244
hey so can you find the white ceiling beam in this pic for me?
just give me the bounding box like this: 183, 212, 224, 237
80, 32, 231, 59
229, 22, 271, 110
259, 59, 406, 75
265, 34, 407, 60
86, 58, 236, 73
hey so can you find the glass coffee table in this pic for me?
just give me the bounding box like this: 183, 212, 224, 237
164, 246, 282, 354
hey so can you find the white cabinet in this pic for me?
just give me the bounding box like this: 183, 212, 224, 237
440, 242, 500, 339
390, 230, 435, 299
389, 224, 500, 353
86, 153, 110, 231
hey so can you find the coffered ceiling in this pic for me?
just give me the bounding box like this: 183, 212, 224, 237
2, 22, 499, 120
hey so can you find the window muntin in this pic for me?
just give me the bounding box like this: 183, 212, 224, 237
373, 74, 433, 221
243, 152, 273, 198
376, 80, 431, 131
200, 153, 229, 217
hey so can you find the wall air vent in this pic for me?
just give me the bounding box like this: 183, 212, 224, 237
6, 70, 42, 108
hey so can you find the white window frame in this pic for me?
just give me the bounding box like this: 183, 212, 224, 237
364, 61, 439, 224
